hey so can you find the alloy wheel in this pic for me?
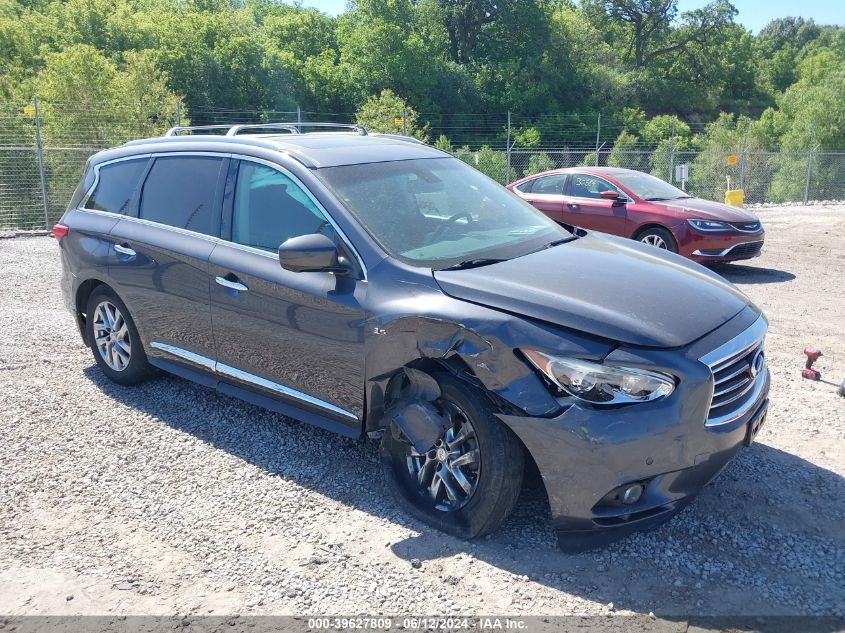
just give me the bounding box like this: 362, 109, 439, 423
405, 401, 481, 512
92, 301, 131, 372
641, 234, 668, 249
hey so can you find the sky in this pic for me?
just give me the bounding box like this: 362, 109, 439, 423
299, 0, 844, 34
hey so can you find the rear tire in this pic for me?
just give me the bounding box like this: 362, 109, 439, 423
381, 372, 524, 539
85, 286, 153, 386
636, 226, 678, 253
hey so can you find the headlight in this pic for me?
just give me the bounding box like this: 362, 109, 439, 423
522, 349, 675, 405
688, 219, 731, 232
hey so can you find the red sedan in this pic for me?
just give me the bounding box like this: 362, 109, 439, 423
507, 167, 765, 265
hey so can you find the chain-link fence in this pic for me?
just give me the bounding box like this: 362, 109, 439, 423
2, 100, 844, 231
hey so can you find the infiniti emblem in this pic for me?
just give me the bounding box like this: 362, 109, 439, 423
750, 349, 765, 377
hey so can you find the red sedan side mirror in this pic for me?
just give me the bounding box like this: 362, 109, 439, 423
600, 190, 621, 200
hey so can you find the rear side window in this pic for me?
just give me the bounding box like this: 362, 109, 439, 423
513, 180, 533, 193
139, 156, 224, 235
530, 174, 566, 195
83, 159, 147, 214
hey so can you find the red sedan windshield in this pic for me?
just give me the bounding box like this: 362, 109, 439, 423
613, 171, 692, 201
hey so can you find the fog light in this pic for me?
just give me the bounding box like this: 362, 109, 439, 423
622, 484, 644, 505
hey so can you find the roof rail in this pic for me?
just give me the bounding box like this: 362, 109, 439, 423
164, 122, 368, 138
226, 122, 368, 137
164, 124, 234, 137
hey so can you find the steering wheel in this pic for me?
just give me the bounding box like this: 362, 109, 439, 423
430, 211, 474, 242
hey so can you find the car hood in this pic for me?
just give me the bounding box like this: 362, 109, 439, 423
433, 233, 754, 348
654, 197, 760, 223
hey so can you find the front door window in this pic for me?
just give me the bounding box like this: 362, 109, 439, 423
231, 162, 334, 252
568, 174, 623, 199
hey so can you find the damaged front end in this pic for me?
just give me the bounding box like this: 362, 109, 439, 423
384, 367, 446, 455
363, 267, 768, 550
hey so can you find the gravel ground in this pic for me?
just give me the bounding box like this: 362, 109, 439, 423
0, 204, 843, 618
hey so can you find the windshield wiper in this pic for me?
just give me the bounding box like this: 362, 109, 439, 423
545, 236, 578, 249
440, 258, 507, 271
522, 235, 579, 256
645, 196, 669, 201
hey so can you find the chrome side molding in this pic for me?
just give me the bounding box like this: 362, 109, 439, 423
150, 342, 216, 371
215, 362, 357, 420
150, 342, 357, 421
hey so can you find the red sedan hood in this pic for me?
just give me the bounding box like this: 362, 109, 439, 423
654, 197, 760, 222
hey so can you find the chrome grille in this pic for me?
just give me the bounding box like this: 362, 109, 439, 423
728, 221, 762, 232
700, 317, 767, 427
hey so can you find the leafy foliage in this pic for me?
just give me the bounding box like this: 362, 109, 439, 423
0, 0, 840, 181
527, 152, 554, 174
354, 89, 428, 141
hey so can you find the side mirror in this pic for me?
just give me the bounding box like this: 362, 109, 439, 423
278, 233, 350, 274
600, 190, 623, 201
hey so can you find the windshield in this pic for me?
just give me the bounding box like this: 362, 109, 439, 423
613, 171, 690, 201
316, 157, 570, 268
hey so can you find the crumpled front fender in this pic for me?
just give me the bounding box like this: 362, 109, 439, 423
364, 306, 612, 431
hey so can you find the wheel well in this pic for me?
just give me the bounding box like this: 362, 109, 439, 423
75, 279, 109, 345
378, 358, 549, 513
381, 357, 486, 413
631, 223, 671, 241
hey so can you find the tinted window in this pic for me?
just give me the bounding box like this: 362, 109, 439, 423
231, 161, 333, 252
139, 156, 223, 235
568, 174, 622, 199
84, 159, 147, 214
513, 180, 533, 193
530, 174, 566, 195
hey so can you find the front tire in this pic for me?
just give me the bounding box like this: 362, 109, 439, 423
85, 286, 153, 386
381, 372, 524, 539
636, 226, 678, 253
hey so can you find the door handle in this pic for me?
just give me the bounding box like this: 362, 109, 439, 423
568, 203, 580, 209
215, 275, 248, 292
114, 244, 136, 257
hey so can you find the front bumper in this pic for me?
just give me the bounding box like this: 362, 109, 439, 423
497, 316, 771, 551
674, 224, 765, 264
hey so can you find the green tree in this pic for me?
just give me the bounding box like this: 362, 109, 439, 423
434, 133, 454, 152
355, 89, 428, 141
580, 151, 598, 167
542, 5, 628, 114
336, 0, 438, 109
527, 152, 554, 174
455, 145, 508, 183
34, 44, 119, 145
513, 127, 541, 148
585, 0, 736, 69
768, 41, 845, 201
431, 0, 511, 65
641, 114, 690, 146
649, 135, 693, 182
33, 44, 182, 145
608, 130, 646, 170
688, 113, 775, 202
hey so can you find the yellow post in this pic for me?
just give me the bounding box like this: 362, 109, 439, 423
725, 189, 745, 207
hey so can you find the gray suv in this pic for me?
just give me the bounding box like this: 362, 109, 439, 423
55, 123, 770, 550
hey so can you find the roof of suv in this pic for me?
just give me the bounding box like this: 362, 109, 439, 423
123, 131, 448, 169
